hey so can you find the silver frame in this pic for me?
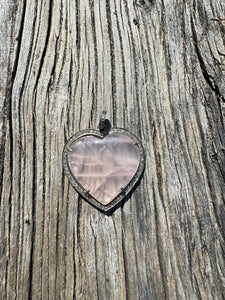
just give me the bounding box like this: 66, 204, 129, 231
62, 128, 145, 212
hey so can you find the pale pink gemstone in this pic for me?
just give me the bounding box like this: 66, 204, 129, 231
67, 133, 140, 205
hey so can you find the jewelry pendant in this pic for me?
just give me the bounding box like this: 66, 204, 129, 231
62, 112, 145, 212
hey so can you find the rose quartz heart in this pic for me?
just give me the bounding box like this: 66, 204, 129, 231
67, 133, 140, 205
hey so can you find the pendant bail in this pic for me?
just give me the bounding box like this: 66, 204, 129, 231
99, 111, 111, 135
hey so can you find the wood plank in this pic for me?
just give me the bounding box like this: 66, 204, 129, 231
0, 0, 225, 299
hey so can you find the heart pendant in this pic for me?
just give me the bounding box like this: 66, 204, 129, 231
62, 113, 145, 212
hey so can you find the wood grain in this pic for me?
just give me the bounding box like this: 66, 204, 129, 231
0, 0, 225, 299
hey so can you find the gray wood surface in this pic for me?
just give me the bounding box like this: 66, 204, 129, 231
1, 0, 225, 299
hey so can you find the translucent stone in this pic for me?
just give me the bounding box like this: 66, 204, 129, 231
67, 133, 140, 205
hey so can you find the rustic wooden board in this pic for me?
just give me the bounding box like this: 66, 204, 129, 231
1, 0, 225, 299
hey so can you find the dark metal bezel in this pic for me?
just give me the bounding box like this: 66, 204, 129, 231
62, 128, 145, 212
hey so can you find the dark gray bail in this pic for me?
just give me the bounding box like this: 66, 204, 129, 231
99, 111, 111, 135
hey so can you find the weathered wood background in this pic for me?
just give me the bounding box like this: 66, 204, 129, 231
1, 0, 225, 299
